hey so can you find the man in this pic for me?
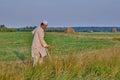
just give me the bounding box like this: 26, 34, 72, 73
31, 21, 49, 67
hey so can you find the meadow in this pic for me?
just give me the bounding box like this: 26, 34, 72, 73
0, 32, 120, 80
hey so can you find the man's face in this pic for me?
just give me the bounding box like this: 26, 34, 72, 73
41, 24, 48, 29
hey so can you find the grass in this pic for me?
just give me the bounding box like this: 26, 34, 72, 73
0, 32, 120, 80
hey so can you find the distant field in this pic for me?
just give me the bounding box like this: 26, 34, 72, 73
0, 32, 120, 80
79, 32, 120, 37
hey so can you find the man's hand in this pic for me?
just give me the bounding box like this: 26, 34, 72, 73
45, 45, 49, 48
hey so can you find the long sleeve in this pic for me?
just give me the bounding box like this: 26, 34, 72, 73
38, 29, 48, 47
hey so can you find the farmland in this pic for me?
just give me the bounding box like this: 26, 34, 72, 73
0, 32, 120, 80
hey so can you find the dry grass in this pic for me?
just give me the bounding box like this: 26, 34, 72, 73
0, 45, 120, 80
54, 32, 120, 41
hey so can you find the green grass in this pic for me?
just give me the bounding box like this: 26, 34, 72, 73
78, 32, 120, 37
0, 32, 120, 80
0, 32, 32, 61
45, 32, 116, 55
0, 32, 116, 61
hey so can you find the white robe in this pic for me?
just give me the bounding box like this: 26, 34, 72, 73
31, 26, 48, 58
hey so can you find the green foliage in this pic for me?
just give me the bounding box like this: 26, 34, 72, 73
16, 26, 37, 32
0, 25, 16, 32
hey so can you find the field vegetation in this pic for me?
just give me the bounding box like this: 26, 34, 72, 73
0, 32, 120, 80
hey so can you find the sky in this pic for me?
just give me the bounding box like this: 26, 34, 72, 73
0, 0, 120, 28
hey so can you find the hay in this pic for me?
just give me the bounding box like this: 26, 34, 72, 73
64, 27, 75, 33
112, 28, 117, 33
88, 30, 94, 33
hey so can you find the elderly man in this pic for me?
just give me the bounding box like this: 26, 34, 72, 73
31, 21, 49, 67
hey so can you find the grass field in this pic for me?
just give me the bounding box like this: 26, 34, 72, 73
0, 32, 120, 80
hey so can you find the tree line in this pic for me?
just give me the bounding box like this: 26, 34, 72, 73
0, 25, 66, 32
16, 26, 66, 32
16, 26, 37, 32
0, 25, 16, 32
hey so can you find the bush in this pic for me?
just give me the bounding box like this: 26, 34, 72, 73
0, 25, 16, 32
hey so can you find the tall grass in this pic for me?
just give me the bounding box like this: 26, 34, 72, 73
0, 32, 120, 79
0, 45, 120, 79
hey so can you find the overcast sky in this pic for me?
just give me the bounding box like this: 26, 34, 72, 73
0, 0, 120, 28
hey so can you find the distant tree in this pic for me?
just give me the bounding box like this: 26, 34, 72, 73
0, 24, 16, 32
30, 26, 33, 29
0, 25, 6, 28
26, 26, 29, 29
